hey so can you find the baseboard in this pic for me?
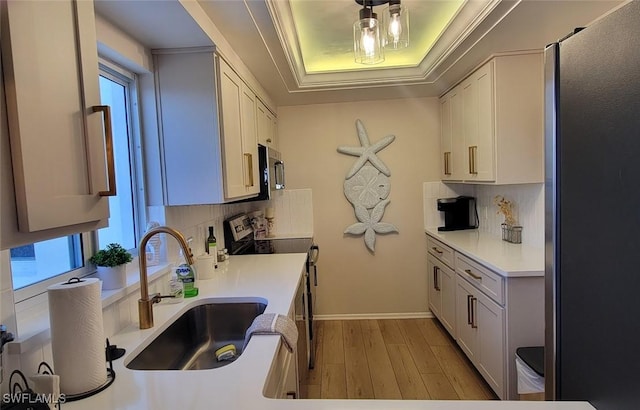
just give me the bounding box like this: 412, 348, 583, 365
314, 311, 434, 321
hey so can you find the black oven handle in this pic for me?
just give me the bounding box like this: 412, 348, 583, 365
313, 265, 318, 287
309, 244, 319, 286
310, 244, 319, 265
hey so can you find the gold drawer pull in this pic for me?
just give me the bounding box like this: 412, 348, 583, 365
444, 152, 451, 175
93, 105, 116, 197
465, 269, 482, 280
244, 153, 254, 187
469, 146, 478, 175
431, 247, 443, 255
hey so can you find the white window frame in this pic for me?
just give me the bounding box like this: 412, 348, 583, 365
98, 59, 147, 250
13, 233, 95, 303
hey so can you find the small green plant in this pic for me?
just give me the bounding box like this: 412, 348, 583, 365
90, 243, 133, 267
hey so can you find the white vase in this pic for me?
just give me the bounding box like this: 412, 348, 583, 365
97, 265, 127, 290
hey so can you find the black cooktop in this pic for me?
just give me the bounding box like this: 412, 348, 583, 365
229, 237, 313, 256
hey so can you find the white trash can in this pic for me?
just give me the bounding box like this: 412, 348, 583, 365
515, 346, 544, 401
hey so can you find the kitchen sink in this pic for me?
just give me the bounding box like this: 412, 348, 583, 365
126, 299, 267, 370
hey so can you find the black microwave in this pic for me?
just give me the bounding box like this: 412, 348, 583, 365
235, 144, 285, 203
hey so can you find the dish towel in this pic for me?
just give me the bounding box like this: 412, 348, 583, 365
243, 313, 298, 352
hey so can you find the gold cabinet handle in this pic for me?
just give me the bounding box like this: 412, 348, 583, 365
431, 247, 443, 255
444, 152, 452, 175
443, 152, 447, 175
244, 153, 254, 187
92, 105, 116, 197
467, 294, 473, 325
468, 146, 472, 174
470, 296, 478, 328
470, 146, 478, 174
433, 266, 440, 291
464, 269, 482, 280
266, 138, 272, 143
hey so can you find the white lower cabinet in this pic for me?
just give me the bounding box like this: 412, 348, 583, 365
455, 277, 478, 362
427, 253, 455, 337
427, 232, 544, 400
456, 275, 505, 396
264, 303, 299, 399
476, 289, 505, 392
264, 341, 298, 399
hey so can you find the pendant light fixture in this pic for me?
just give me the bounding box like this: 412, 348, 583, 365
354, 0, 409, 65
353, 1, 384, 65
382, 0, 409, 50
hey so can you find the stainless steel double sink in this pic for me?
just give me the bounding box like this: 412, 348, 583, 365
126, 299, 267, 371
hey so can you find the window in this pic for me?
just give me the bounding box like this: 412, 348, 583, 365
96, 64, 144, 250
10, 61, 145, 302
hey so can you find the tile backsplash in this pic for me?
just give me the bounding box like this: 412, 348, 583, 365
163, 188, 314, 262
423, 182, 544, 248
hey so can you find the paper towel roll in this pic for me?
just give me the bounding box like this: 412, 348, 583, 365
48, 278, 106, 395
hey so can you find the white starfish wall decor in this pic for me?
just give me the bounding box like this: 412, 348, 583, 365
338, 119, 398, 252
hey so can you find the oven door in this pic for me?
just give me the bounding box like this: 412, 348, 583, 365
295, 272, 309, 384
307, 244, 319, 369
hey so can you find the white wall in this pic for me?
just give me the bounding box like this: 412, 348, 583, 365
278, 98, 439, 317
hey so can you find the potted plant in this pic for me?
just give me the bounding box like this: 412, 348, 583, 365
90, 243, 133, 290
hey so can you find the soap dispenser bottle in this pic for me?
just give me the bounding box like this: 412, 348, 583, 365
175, 248, 198, 298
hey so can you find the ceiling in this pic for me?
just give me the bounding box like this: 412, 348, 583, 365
273, 0, 467, 73
95, 0, 625, 106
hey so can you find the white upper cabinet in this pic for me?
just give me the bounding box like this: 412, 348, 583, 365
1, 0, 110, 247
439, 52, 543, 184
440, 87, 465, 181
240, 83, 260, 196
257, 99, 277, 150
154, 49, 260, 205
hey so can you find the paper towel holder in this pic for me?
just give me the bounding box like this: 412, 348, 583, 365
61, 277, 85, 285
60, 339, 117, 402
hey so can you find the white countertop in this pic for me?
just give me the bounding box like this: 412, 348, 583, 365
64, 253, 590, 410
425, 228, 544, 277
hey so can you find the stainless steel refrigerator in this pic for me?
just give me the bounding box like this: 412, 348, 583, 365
545, 1, 640, 408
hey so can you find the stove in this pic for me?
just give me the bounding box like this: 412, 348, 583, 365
229, 237, 313, 256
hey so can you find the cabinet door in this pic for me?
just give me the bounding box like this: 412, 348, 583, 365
476, 289, 505, 398
464, 61, 496, 182
427, 255, 442, 319
439, 262, 456, 338
257, 99, 276, 148
440, 95, 452, 180
240, 84, 259, 195
217, 58, 247, 199
462, 77, 478, 180
449, 88, 464, 180
2, 0, 110, 232
455, 275, 478, 363
474, 61, 496, 181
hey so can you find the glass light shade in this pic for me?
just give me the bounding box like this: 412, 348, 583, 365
353, 17, 384, 65
382, 3, 409, 49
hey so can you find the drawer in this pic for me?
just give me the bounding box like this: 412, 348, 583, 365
455, 253, 504, 305
427, 235, 455, 268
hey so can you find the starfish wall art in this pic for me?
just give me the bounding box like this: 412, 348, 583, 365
337, 119, 398, 252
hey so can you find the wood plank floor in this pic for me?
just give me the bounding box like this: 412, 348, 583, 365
301, 319, 497, 401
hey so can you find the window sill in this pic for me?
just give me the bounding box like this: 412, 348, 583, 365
8, 263, 171, 355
